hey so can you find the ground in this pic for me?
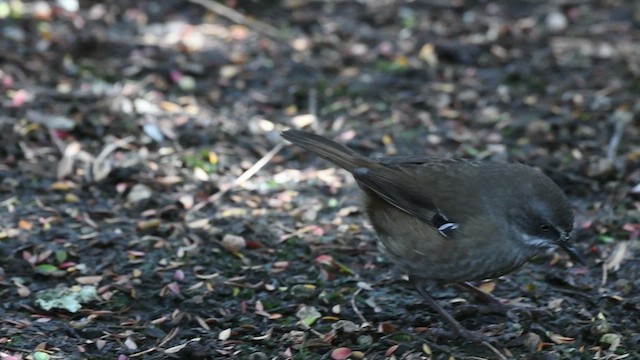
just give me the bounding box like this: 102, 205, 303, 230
0, 0, 639, 359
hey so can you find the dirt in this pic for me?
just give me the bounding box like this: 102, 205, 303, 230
0, 0, 639, 359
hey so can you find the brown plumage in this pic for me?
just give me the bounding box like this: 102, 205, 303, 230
282, 129, 580, 341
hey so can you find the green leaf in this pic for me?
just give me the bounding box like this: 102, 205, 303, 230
598, 235, 615, 244
36, 264, 58, 274
33, 351, 50, 360
55, 250, 68, 263
334, 260, 355, 275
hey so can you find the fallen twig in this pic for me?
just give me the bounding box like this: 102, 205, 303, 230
351, 288, 369, 326
481, 341, 508, 360
189, 143, 283, 213
606, 110, 632, 163
187, 0, 289, 42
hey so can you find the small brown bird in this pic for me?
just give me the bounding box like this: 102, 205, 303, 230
282, 129, 582, 341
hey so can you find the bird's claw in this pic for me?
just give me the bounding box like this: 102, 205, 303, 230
453, 303, 551, 318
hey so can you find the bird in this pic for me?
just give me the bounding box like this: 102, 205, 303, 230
281, 129, 583, 341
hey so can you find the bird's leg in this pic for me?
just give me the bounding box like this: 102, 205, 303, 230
455, 282, 549, 316
410, 276, 488, 342
455, 282, 508, 310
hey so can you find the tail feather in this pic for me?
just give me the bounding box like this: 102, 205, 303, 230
281, 130, 371, 171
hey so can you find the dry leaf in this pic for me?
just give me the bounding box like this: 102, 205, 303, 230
124, 337, 138, 350
222, 234, 246, 253
478, 280, 496, 293
605, 241, 628, 272
76, 276, 103, 285
96, 339, 106, 350
548, 333, 575, 344
547, 298, 564, 311
378, 322, 396, 334
291, 114, 317, 128
252, 328, 273, 341
164, 342, 189, 354
385, 344, 399, 357
331, 347, 352, 360
137, 219, 161, 230
18, 219, 33, 231
17, 286, 31, 297
218, 328, 231, 341
195, 316, 210, 330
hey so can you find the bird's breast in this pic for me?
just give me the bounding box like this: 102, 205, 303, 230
366, 204, 531, 283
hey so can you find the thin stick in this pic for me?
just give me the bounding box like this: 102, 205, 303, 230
606, 111, 631, 163
351, 288, 368, 325
481, 341, 508, 360
189, 143, 283, 213
309, 88, 318, 117
187, 0, 288, 42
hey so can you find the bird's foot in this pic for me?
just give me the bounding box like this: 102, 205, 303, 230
454, 303, 551, 318
429, 327, 490, 343
454, 283, 551, 317
504, 304, 551, 317
430, 326, 516, 344
455, 327, 493, 343
430, 325, 521, 345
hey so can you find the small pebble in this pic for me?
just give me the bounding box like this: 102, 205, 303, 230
546, 11, 568, 32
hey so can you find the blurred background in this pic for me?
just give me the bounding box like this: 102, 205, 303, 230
0, 0, 638, 359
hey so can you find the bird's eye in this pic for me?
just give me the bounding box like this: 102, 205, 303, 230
540, 224, 551, 232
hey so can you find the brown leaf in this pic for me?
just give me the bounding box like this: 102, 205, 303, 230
548, 333, 575, 344
18, 219, 33, 231
137, 219, 161, 230
385, 344, 399, 357
378, 322, 396, 334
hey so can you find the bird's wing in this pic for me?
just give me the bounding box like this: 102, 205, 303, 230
352, 165, 439, 225
353, 159, 484, 231
375, 155, 438, 165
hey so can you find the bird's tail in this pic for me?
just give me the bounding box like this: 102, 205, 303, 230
281, 130, 371, 171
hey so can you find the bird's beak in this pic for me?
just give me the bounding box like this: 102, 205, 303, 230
558, 241, 585, 265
